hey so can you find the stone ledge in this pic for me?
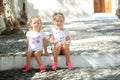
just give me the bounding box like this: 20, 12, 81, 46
0, 53, 120, 70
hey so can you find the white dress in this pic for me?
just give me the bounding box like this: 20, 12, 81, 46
26, 31, 45, 51
50, 27, 69, 44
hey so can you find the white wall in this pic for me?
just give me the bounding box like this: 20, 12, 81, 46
111, 0, 118, 14
14, 0, 24, 18
12, 0, 119, 22
26, 0, 94, 22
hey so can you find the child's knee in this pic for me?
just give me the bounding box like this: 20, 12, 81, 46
26, 51, 33, 56
26, 51, 33, 54
34, 50, 42, 55
64, 45, 70, 50
55, 43, 61, 49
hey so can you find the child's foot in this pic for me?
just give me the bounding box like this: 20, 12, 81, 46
22, 65, 30, 72
52, 62, 57, 70
40, 65, 46, 72
66, 62, 73, 70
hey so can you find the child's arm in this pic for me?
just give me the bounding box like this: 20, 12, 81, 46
26, 38, 29, 51
43, 37, 49, 56
49, 34, 58, 45
66, 36, 70, 46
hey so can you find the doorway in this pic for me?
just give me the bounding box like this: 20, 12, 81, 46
94, 0, 112, 13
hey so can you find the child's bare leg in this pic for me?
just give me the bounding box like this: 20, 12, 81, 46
26, 51, 33, 66
53, 43, 61, 63
34, 50, 46, 72
64, 44, 73, 69
22, 51, 32, 71
64, 44, 70, 62
33, 50, 43, 66
52, 43, 61, 70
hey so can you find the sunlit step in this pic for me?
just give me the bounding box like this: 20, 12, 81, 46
0, 53, 120, 70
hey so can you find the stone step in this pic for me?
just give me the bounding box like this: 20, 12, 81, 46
0, 53, 120, 70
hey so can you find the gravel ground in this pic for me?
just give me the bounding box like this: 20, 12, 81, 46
0, 67, 120, 80
0, 34, 26, 55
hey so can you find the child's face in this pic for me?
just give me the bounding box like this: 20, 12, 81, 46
53, 16, 64, 28
31, 18, 41, 31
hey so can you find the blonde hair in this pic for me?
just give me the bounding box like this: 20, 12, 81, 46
28, 16, 42, 31
52, 12, 65, 22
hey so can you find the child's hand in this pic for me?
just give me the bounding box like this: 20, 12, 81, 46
66, 41, 70, 44
54, 41, 58, 45
66, 40, 70, 47
58, 42, 63, 45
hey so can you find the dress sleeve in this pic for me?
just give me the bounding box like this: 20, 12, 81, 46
41, 32, 46, 38
26, 31, 29, 37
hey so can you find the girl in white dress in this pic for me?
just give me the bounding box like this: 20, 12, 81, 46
49, 12, 73, 70
23, 16, 49, 72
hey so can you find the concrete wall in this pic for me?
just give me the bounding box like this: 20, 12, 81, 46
112, 0, 119, 14
12, 0, 118, 22
26, 0, 94, 22
25, 0, 119, 23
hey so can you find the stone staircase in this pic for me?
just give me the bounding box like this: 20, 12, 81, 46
0, 20, 120, 70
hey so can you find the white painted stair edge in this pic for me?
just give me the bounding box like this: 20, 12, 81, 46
0, 54, 120, 70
